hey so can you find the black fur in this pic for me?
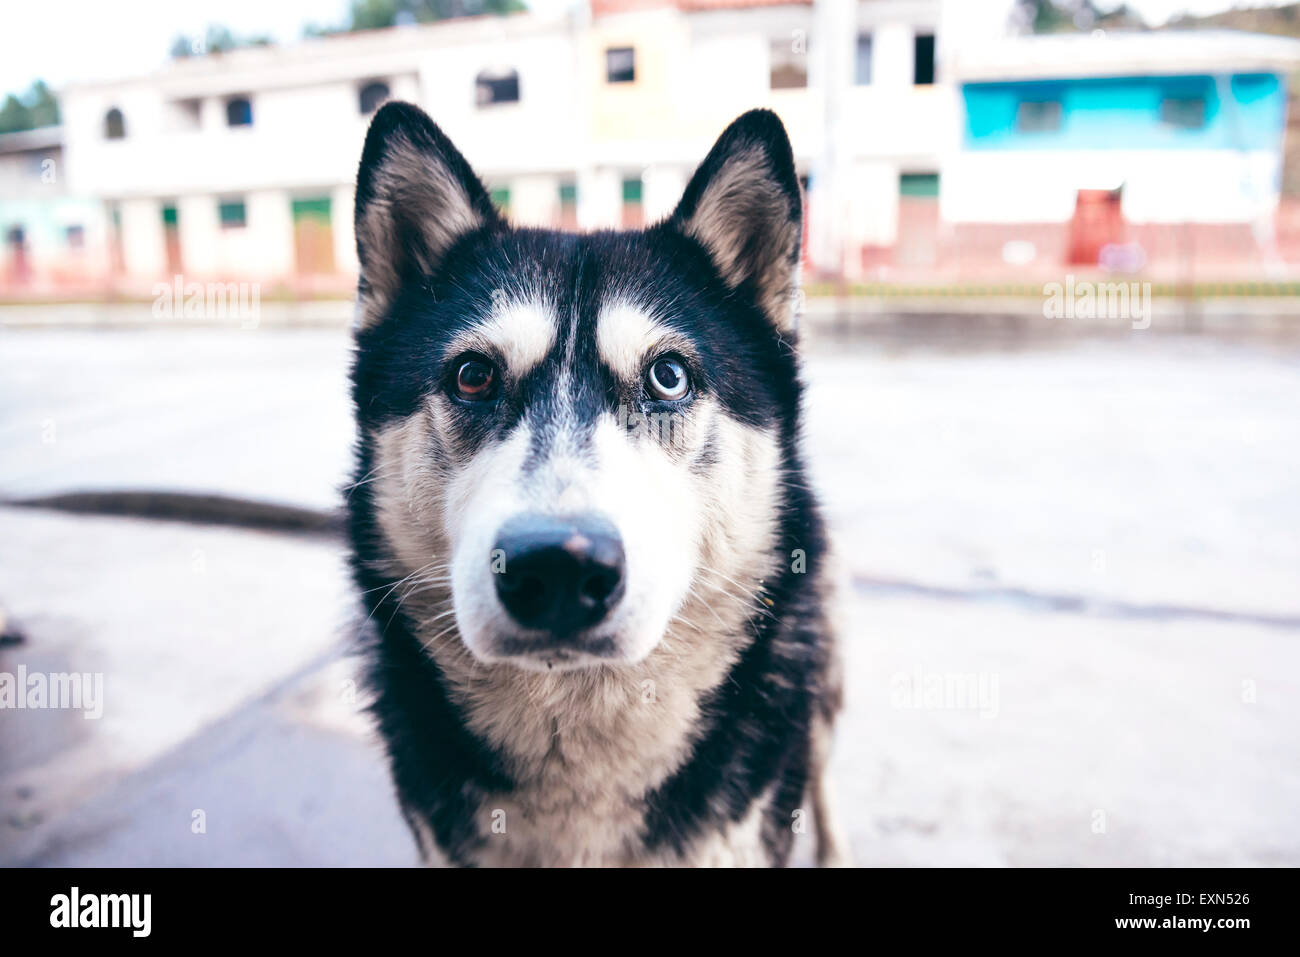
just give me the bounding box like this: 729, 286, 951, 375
348, 104, 835, 866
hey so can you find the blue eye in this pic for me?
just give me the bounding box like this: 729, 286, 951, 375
646, 356, 689, 401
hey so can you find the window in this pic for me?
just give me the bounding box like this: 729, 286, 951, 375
359, 81, 390, 115
292, 197, 336, 274
219, 200, 247, 229
855, 34, 873, 85
558, 180, 578, 227
1161, 96, 1206, 130
606, 47, 635, 84
1015, 99, 1062, 133
166, 98, 202, 132
64, 224, 85, 248
900, 173, 939, 198
225, 97, 253, 127
913, 33, 935, 86
292, 197, 331, 222
104, 107, 126, 139
621, 176, 643, 228
770, 37, 807, 90
475, 69, 520, 107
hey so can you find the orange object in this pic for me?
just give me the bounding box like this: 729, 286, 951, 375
1067, 188, 1125, 266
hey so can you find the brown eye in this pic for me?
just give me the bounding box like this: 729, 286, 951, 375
454, 357, 497, 400
646, 356, 690, 401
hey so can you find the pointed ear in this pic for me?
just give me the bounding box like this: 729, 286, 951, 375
353, 101, 500, 330
669, 109, 803, 333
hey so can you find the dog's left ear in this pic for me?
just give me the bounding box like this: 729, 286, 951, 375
669, 109, 803, 334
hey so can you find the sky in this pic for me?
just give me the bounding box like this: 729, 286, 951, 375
0, 0, 1290, 98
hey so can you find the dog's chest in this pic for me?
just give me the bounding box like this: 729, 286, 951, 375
462, 774, 774, 868
461, 712, 680, 866
466, 784, 646, 867
450, 700, 771, 867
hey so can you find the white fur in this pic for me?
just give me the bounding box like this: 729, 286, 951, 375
449, 297, 556, 378
446, 411, 702, 672
366, 294, 795, 865
596, 301, 671, 381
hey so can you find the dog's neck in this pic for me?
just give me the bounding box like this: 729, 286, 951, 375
412, 582, 755, 794
393, 582, 762, 866
365, 476, 788, 863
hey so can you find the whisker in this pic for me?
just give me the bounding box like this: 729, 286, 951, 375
362, 559, 447, 627
343, 463, 404, 501
360, 559, 446, 596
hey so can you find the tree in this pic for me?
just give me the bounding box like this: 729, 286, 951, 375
0, 94, 31, 135
169, 23, 276, 58
0, 80, 60, 134
204, 24, 240, 54
25, 80, 59, 128
1014, 0, 1145, 34
343, 0, 525, 32
170, 34, 198, 58
1016, 0, 1070, 33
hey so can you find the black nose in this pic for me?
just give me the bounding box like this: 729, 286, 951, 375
492, 514, 626, 635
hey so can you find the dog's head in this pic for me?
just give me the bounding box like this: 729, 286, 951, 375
351, 103, 804, 673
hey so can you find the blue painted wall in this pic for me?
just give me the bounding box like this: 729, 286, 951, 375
963, 73, 1286, 150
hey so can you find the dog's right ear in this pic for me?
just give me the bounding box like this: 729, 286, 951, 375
668, 109, 802, 335
353, 102, 500, 330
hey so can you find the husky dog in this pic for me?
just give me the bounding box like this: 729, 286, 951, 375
348, 102, 846, 867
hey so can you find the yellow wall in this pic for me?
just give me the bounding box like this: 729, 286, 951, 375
584, 10, 820, 162
587, 11, 691, 142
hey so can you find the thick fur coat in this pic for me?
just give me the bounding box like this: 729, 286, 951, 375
347, 102, 845, 867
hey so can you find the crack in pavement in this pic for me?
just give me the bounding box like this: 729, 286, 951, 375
852, 574, 1300, 632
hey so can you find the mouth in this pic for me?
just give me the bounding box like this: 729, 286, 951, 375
492, 631, 620, 672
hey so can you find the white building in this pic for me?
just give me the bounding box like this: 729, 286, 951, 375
1, 0, 954, 292
0, 127, 103, 288
8, 2, 1300, 293
944, 30, 1300, 226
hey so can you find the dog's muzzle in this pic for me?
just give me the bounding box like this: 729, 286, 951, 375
492, 513, 626, 645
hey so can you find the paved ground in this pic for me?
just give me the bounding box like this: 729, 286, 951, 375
1, 323, 1297, 866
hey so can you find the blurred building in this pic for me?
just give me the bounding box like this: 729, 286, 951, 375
0, 127, 102, 287
944, 30, 1300, 279
2, 0, 952, 294
3, 0, 1300, 295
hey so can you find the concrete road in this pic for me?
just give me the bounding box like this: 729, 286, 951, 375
1, 324, 1297, 866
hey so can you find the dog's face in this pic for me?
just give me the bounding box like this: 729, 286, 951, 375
351, 104, 803, 673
